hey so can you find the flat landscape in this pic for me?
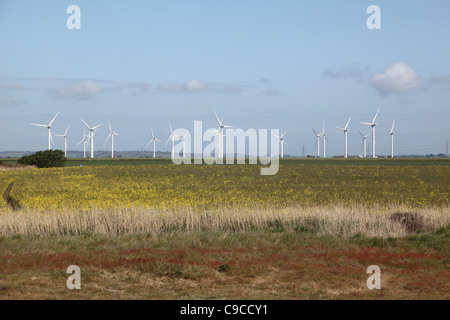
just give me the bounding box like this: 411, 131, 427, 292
0, 158, 448, 299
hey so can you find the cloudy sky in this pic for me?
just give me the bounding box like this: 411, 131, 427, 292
0, 0, 449, 156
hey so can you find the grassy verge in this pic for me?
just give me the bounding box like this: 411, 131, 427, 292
0, 227, 448, 300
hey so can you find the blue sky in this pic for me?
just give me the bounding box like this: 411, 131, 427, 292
0, 0, 449, 156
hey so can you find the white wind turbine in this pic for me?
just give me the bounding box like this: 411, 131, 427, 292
30, 111, 59, 150
389, 119, 396, 158
76, 130, 90, 158
275, 130, 287, 158
166, 122, 180, 158
179, 133, 189, 158
81, 118, 102, 159
360, 108, 380, 158
337, 117, 351, 158
104, 118, 120, 159
55, 125, 70, 157
146, 127, 162, 158
214, 110, 232, 158
312, 127, 323, 158
322, 121, 327, 158
357, 129, 370, 158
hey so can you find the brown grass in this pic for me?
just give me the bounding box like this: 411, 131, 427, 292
0, 164, 35, 171
0, 205, 448, 238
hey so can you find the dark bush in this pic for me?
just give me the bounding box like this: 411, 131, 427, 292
390, 212, 426, 233
17, 150, 66, 168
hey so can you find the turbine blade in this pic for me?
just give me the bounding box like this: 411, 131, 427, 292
357, 129, 364, 137
65, 125, 70, 136
391, 119, 395, 133
214, 110, 221, 125
105, 133, 112, 145
48, 111, 60, 126
80, 118, 91, 130
151, 127, 155, 138
345, 117, 351, 130
372, 108, 380, 124
360, 122, 372, 126
92, 123, 103, 130
30, 123, 47, 127
108, 118, 112, 132
165, 134, 173, 145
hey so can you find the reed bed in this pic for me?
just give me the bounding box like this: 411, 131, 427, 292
0, 205, 448, 238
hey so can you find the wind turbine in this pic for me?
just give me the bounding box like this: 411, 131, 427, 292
30, 111, 59, 150
360, 108, 380, 158
322, 121, 327, 158
166, 122, 180, 158
214, 110, 232, 158
76, 130, 90, 158
389, 119, 395, 158
337, 117, 351, 158
357, 129, 370, 158
179, 133, 189, 158
275, 130, 287, 158
55, 125, 70, 157
146, 127, 162, 158
104, 118, 120, 159
80, 118, 102, 159
312, 127, 323, 158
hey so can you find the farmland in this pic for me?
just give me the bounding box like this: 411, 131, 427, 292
0, 158, 449, 300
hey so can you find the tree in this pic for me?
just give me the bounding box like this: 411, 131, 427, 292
18, 150, 66, 168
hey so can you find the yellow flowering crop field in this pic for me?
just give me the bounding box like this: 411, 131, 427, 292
0, 163, 448, 211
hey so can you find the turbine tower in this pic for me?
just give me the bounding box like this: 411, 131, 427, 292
55, 125, 70, 157
30, 111, 59, 150
360, 108, 380, 158
146, 127, 162, 158
357, 129, 370, 158
337, 117, 351, 158
81, 118, 102, 159
275, 130, 287, 158
166, 122, 180, 158
389, 119, 395, 158
312, 127, 323, 158
105, 118, 120, 159
322, 121, 327, 158
214, 110, 232, 158
179, 133, 188, 158
76, 130, 90, 158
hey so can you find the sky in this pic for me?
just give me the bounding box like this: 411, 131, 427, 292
0, 0, 449, 156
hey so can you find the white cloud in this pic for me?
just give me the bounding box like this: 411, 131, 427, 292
428, 73, 450, 89
157, 80, 208, 92
49, 80, 101, 100
262, 89, 280, 96
372, 63, 420, 96
0, 82, 21, 90
323, 65, 370, 80
184, 80, 207, 91
0, 93, 27, 107
0, 82, 26, 107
